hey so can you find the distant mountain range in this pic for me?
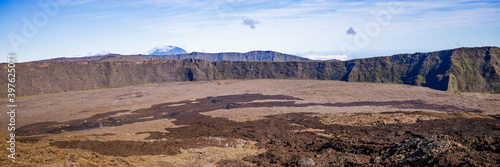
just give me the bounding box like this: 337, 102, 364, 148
38, 50, 312, 62
140, 51, 311, 62
147, 45, 187, 55
2, 46, 499, 96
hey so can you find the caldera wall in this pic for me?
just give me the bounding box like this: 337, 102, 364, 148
1, 47, 499, 97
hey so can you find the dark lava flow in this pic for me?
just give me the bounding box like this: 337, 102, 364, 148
18, 93, 481, 136
18, 94, 499, 166
50, 111, 499, 166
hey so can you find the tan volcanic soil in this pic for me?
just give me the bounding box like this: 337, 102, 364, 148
0, 79, 499, 166
2, 79, 499, 128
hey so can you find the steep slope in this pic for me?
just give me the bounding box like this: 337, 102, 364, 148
343, 50, 455, 91
1, 47, 498, 97
448, 47, 500, 93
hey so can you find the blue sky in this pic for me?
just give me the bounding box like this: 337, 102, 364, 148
1, 0, 499, 62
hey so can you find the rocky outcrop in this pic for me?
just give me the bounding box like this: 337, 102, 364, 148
1, 47, 498, 97
382, 134, 456, 166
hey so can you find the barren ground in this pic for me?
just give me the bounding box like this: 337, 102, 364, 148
1, 79, 499, 166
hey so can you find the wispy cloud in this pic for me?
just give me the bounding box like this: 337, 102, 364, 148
86, 50, 110, 56
302, 53, 349, 61
3, 0, 499, 62
60, 0, 100, 6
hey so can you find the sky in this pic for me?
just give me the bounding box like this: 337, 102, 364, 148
1, 0, 499, 62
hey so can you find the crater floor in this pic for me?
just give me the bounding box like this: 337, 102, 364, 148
1, 79, 499, 166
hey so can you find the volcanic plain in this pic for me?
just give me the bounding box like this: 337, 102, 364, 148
1, 79, 499, 166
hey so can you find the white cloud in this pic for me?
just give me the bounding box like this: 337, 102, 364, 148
148, 45, 175, 53
86, 50, 110, 56
10, 0, 499, 62
302, 53, 349, 61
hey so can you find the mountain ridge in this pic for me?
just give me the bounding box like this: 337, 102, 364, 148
1, 46, 498, 96
37, 50, 312, 62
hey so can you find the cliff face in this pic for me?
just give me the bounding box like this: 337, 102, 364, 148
1, 60, 203, 96
1, 47, 499, 97
343, 50, 455, 91
449, 47, 500, 93
340, 47, 499, 93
